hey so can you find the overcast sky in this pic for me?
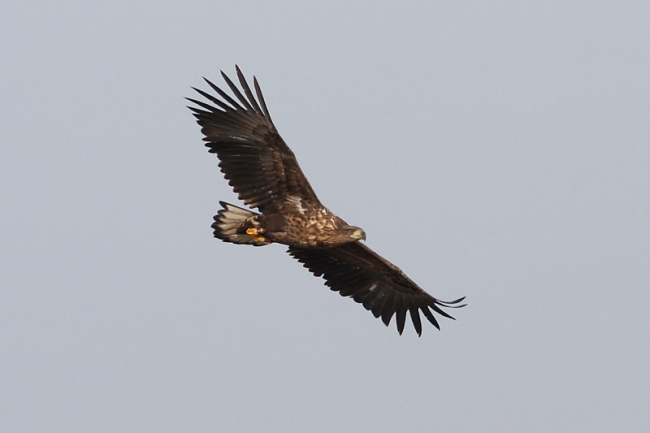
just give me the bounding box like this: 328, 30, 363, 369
2, 1, 649, 432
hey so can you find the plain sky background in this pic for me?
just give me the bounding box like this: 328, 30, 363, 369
2, 1, 649, 432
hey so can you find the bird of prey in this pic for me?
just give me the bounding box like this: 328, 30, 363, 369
187, 66, 465, 335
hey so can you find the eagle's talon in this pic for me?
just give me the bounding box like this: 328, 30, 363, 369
246, 227, 261, 236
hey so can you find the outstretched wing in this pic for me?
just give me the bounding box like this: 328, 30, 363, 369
288, 242, 466, 336
187, 66, 321, 213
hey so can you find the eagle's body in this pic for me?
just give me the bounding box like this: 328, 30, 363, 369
188, 66, 465, 335
216, 197, 364, 248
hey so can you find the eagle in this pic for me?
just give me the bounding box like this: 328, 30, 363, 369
187, 66, 465, 335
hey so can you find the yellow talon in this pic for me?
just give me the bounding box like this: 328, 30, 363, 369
246, 227, 267, 243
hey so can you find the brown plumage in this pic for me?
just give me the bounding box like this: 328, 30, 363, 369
188, 66, 465, 335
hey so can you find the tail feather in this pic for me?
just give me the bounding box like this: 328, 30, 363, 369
212, 201, 268, 246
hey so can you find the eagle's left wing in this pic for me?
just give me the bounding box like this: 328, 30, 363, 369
288, 242, 466, 336
187, 66, 321, 214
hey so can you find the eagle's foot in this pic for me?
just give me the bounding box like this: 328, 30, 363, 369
246, 227, 267, 243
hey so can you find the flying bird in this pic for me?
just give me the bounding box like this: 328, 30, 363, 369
187, 66, 465, 335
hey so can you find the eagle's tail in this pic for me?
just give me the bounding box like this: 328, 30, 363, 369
212, 201, 269, 246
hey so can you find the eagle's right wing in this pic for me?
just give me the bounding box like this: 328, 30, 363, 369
288, 242, 466, 336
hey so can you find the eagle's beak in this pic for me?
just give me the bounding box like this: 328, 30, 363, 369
352, 228, 366, 241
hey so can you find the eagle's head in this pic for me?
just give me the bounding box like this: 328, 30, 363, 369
348, 227, 366, 241
318, 226, 366, 247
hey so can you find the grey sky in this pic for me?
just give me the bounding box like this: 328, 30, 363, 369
2, 1, 649, 432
